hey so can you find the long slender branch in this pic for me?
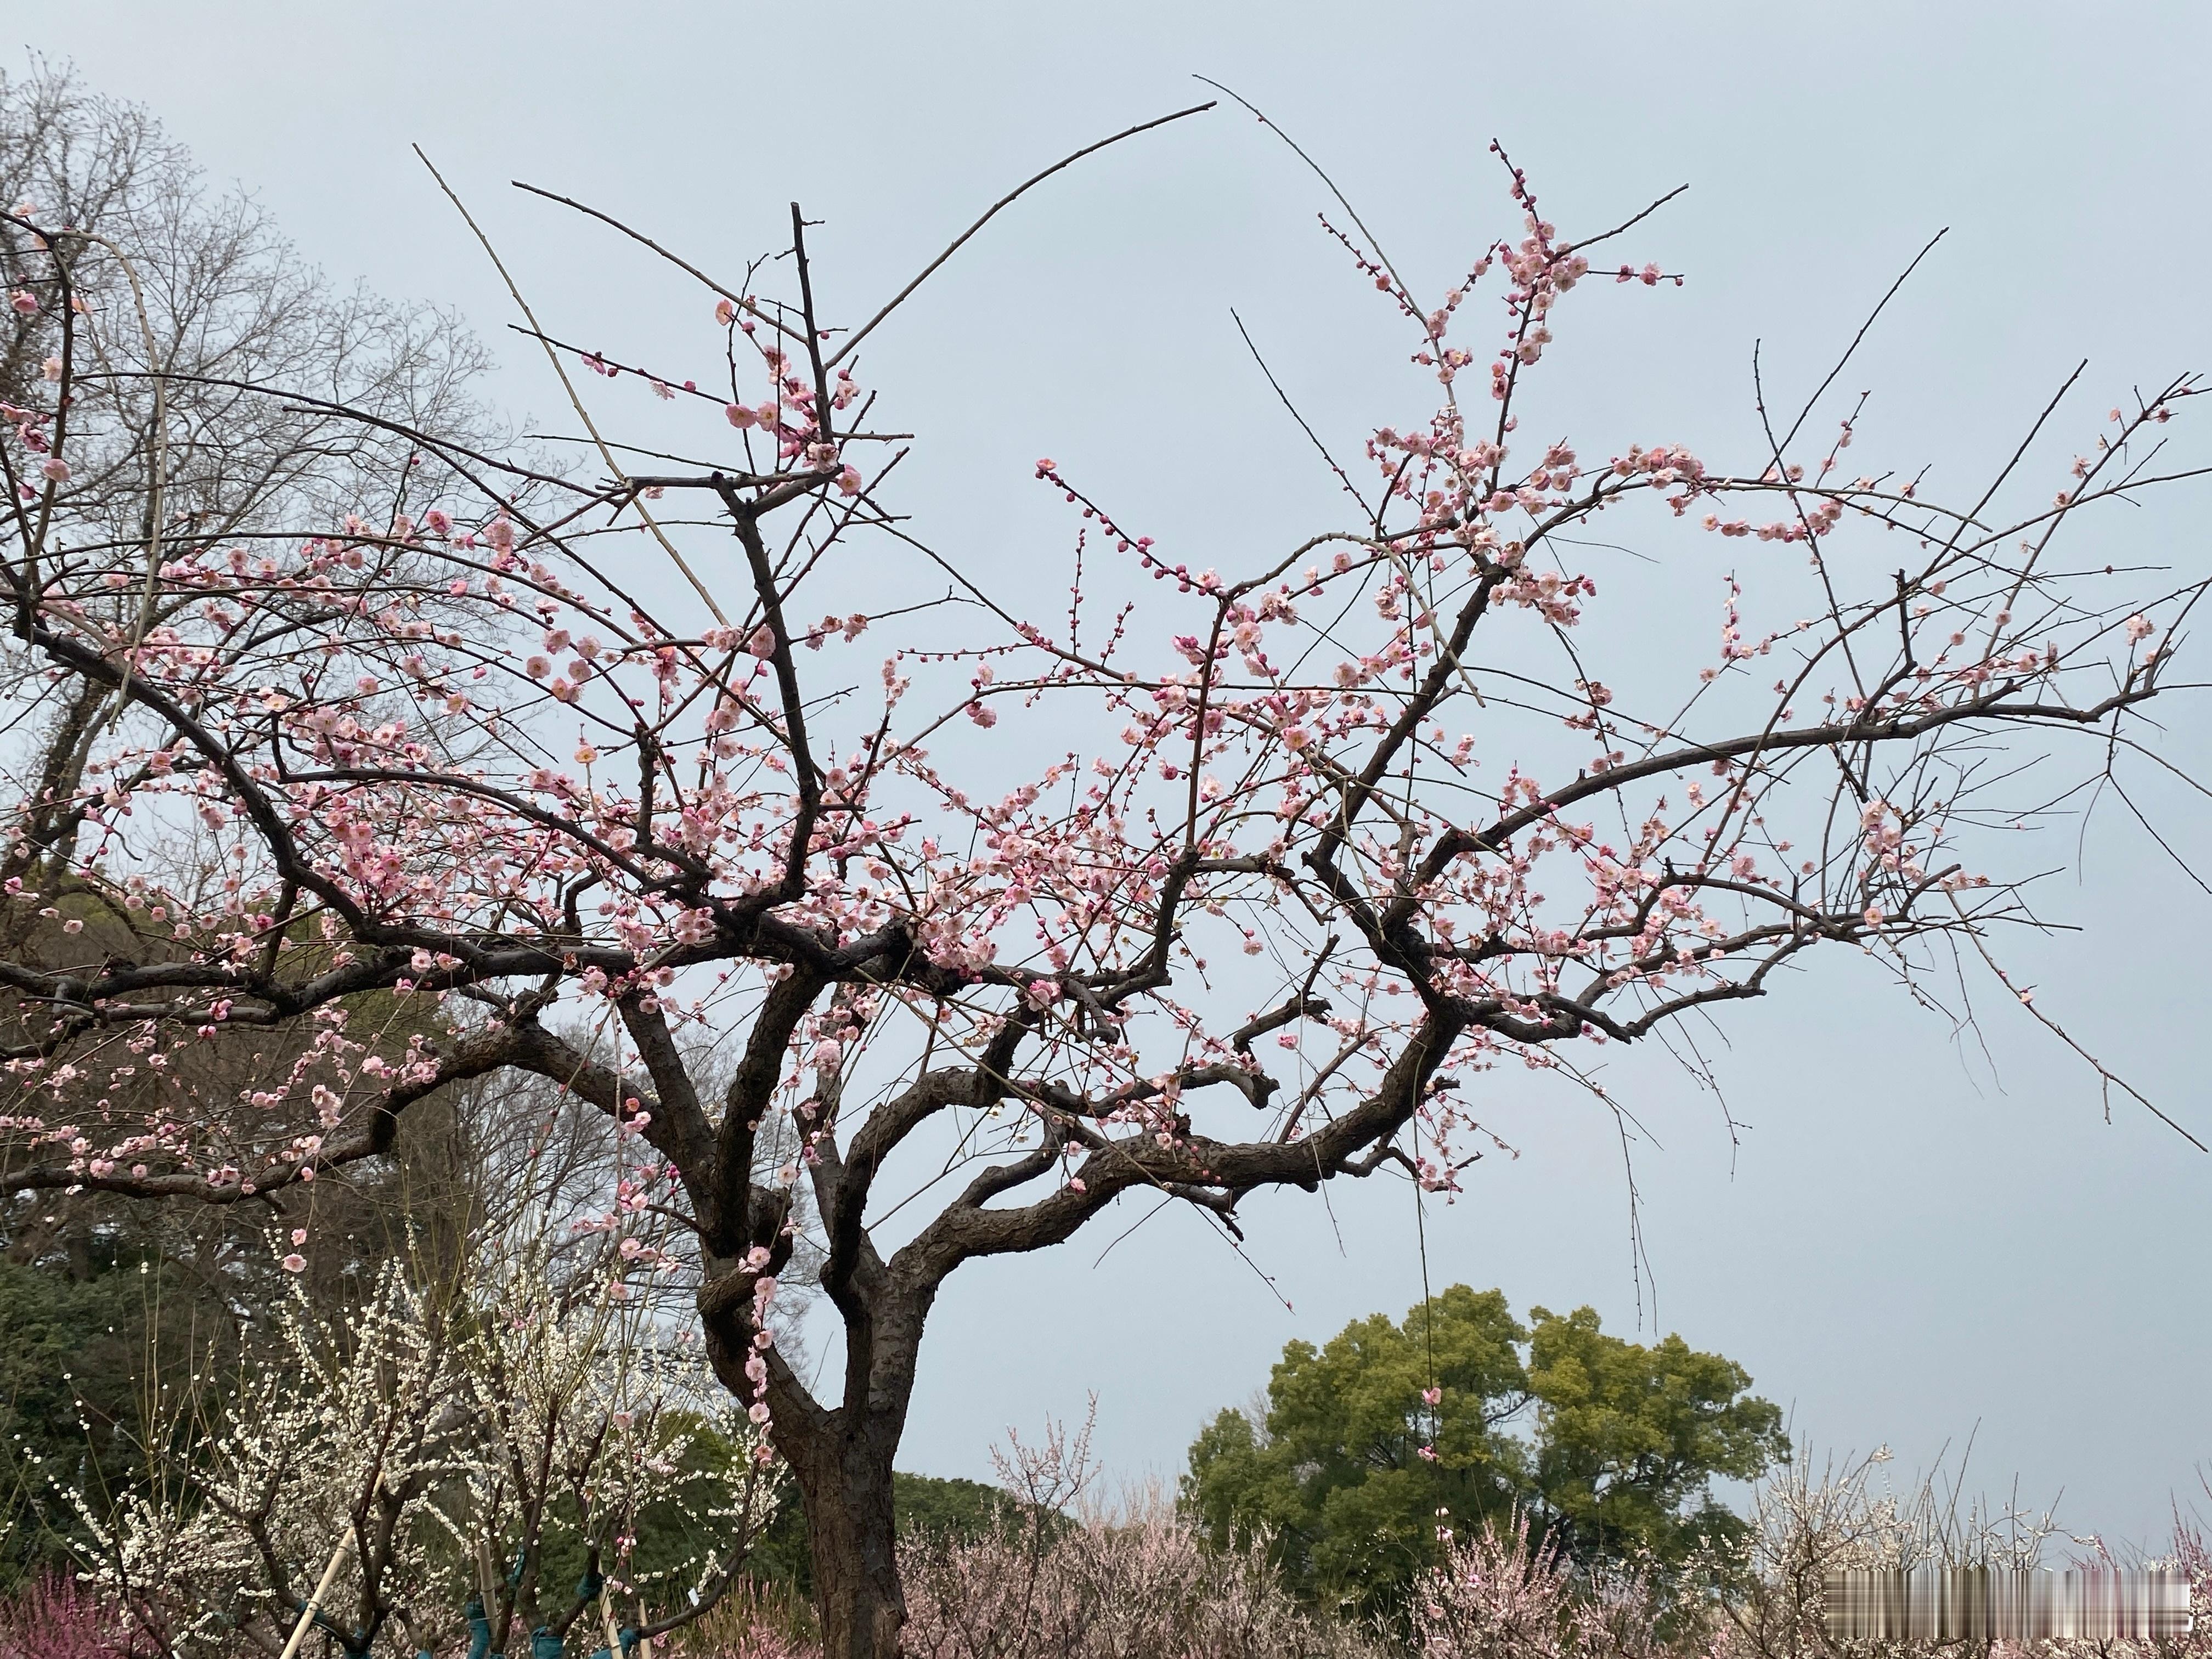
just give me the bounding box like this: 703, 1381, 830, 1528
826, 101, 1216, 369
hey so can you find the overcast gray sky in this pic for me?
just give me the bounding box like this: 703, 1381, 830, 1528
22, 0, 2212, 1548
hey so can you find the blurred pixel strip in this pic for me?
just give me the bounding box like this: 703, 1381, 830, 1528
1825, 1570, 2192, 1640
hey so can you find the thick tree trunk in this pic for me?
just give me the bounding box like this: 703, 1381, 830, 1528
704, 1274, 927, 1659
693, 1097, 936, 1658
787, 1413, 906, 1659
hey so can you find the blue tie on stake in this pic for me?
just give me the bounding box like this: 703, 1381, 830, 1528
527, 1567, 639, 1659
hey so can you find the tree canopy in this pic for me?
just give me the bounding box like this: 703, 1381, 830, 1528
1182, 1287, 1786, 1613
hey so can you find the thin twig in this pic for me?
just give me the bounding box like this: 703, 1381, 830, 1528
416, 148, 731, 624
1194, 76, 1412, 307
826, 100, 1217, 369
507, 180, 809, 348
1779, 228, 1947, 454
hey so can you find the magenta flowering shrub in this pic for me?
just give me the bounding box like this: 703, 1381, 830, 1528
0, 1576, 140, 1659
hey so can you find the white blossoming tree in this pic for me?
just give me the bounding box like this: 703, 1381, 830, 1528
76, 1217, 782, 1659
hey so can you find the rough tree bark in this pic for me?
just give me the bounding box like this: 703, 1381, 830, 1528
765, 1365, 914, 1659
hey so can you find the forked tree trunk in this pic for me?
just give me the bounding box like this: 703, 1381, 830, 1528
785, 1408, 906, 1659
697, 1151, 935, 1657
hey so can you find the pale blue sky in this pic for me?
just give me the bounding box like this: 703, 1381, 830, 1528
22, 0, 2212, 1549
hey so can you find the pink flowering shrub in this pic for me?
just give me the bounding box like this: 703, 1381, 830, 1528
897, 1504, 1381, 1659
1411, 1489, 2212, 1659
0, 1576, 142, 1659
1979, 1518, 2212, 1659
667, 1582, 823, 1659
1407, 1515, 1675, 1659
686, 1620, 822, 1659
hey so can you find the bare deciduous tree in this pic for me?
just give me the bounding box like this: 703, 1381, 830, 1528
0, 57, 503, 1296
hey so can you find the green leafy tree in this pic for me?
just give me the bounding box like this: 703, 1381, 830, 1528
0, 1251, 154, 1585
1185, 1285, 1528, 1607
1523, 1303, 1784, 1566
1182, 1287, 1786, 1616
0, 1245, 239, 1590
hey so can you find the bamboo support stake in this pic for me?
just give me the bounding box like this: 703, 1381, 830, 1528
278, 1533, 355, 1659
597, 1586, 623, 1659
634, 1599, 651, 1659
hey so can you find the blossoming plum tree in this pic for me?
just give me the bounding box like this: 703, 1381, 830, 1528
76, 1218, 780, 1659
2, 101, 2204, 1658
